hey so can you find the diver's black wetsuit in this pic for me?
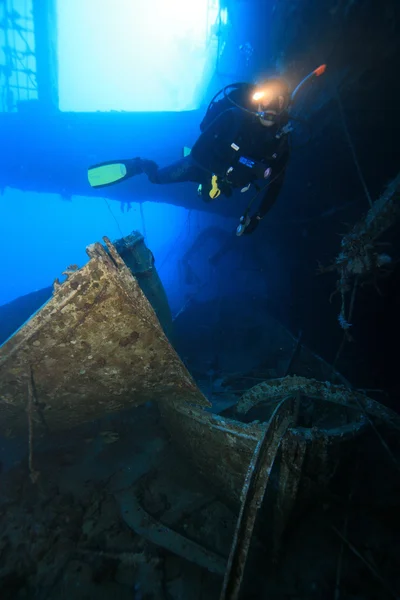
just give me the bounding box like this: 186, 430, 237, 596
139, 105, 290, 229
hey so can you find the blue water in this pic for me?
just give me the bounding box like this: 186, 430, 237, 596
0, 0, 399, 597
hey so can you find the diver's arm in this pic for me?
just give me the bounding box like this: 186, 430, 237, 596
240, 142, 290, 235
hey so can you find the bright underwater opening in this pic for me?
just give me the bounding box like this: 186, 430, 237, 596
56, 0, 221, 112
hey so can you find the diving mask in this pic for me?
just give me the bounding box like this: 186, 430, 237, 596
251, 79, 290, 121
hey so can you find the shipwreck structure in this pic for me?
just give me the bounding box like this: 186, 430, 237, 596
319, 171, 400, 334
1, 230, 399, 599
0, 234, 206, 437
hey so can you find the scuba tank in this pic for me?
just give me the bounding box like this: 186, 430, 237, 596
199, 83, 255, 133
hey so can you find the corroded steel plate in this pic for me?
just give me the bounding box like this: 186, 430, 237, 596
0, 239, 208, 436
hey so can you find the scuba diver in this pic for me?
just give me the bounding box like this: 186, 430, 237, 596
88, 65, 326, 236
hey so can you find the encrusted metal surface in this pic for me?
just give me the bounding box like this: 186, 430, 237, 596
0, 239, 208, 436
235, 375, 400, 430
159, 373, 376, 590
158, 401, 264, 507
159, 373, 373, 513
112, 230, 173, 338
220, 400, 293, 600
268, 429, 308, 558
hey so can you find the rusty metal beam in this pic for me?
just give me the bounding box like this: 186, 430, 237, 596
114, 487, 226, 576
219, 400, 293, 600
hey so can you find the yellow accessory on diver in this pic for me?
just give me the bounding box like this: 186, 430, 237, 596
209, 174, 221, 199
197, 175, 221, 199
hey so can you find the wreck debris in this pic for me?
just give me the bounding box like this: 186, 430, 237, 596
220, 400, 293, 600
62, 264, 80, 278
159, 372, 371, 513
159, 401, 265, 508
331, 526, 400, 600
319, 171, 400, 331
159, 371, 373, 594
268, 408, 309, 562
112, 230, 173, 338
52, 277, 62, 292
235, 375, 400, 431
236, 375, 400, 478
114, 488, 226, 576
0, 237, 209, 437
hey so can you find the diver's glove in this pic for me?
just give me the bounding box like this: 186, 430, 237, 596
236, 213, 262, 236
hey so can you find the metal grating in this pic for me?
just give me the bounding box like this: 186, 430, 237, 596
0, 0, 37, 112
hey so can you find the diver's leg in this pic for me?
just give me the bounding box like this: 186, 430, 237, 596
134, 156, 226, 203
141, 156, 205, 184
123, 157, 158, 178
151, 158, 227, 204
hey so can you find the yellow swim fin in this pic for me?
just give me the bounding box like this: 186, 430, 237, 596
88, 159, 146, 188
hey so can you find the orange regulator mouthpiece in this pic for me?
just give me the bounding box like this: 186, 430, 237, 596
314, 64, 327, 77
